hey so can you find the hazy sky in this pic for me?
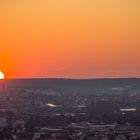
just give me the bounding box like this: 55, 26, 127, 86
0, 0, 140, 78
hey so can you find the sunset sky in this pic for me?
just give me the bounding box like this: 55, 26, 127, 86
0, 0, 140, 79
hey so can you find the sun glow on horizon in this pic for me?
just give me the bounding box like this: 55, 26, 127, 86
0, 0, 140, 78
0, 71, 5, 79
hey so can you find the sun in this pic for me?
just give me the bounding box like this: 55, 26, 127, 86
0, 71, 5, 79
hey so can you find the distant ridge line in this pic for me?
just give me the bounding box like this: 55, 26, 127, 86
5, 77, 140, 80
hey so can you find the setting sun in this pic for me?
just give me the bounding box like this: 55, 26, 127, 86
0, 71, 5, 79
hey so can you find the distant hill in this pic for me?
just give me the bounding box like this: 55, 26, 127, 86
2, 78, 140, 94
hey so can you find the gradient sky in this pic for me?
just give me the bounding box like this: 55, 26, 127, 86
0, 0, 140, 79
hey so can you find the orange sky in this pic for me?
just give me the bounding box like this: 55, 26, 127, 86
0, 0, 140, 79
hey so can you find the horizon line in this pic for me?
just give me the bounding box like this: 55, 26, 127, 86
4, 77, 140, 80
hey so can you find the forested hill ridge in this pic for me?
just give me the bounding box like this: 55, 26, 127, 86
2, 78, 140, 94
